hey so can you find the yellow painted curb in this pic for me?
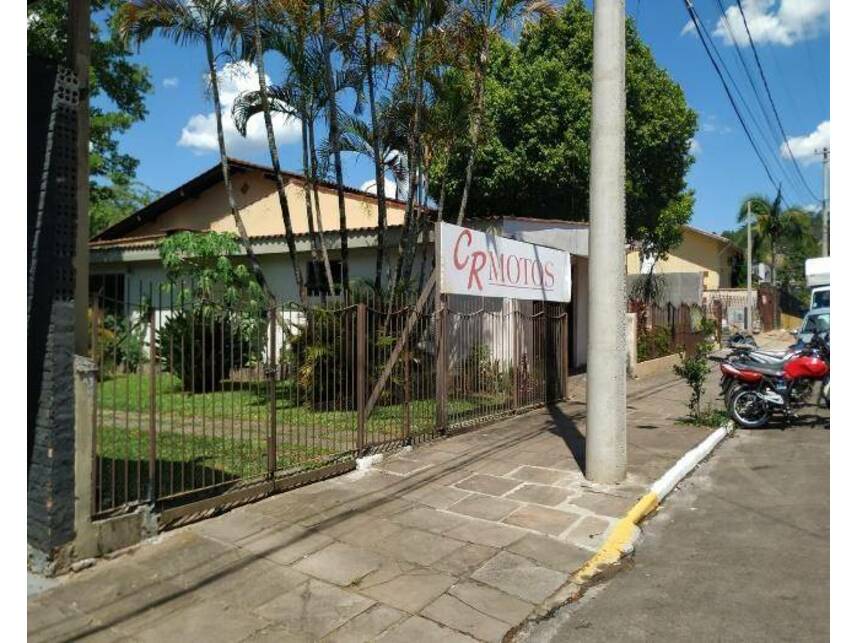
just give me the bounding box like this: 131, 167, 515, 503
573, 491, 660, 584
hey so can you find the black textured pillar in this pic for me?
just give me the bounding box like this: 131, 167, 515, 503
28, 57, 80, 565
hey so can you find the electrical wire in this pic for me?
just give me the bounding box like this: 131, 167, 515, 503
734, 0, 821, 202
681, 0, 793, 207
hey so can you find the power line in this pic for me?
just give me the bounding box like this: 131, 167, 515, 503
705, 0, 808, 204
681, 0, 795, 207
692, 0, 802, 203
734, 0, 821, 203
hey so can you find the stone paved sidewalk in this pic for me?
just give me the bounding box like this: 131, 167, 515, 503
28, 369, 719, 643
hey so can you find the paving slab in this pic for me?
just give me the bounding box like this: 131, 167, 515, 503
562, 514, 613, 550
454, 473, 522, 496
505, 483, 570, 506
374, 527, 465, 566
570, 490, 637, 517
422, 593, 510, 642
447, 495, 521, 522
253, 579, 374, 639
444, 519, 527, 548
323, 604, 407, 642
431, 543, 498, 576
294, 542, 385, 586
447, 581, 535, 626
470, 551, 567, 604
357, 568, 457, 613
378, 615, 479, 643
390, 505, 471, 534
506, 532, 593, 573
235, 524, 333, 566
502, 504, 580, 536
133, 599, 269, 643
507, 465, 570, 485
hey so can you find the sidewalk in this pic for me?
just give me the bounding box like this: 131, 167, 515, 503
28, 369, 718, 643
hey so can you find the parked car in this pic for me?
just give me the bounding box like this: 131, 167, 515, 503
794, 307, 830, 345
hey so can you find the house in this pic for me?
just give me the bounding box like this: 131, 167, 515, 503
89, 159, 594, 372
625, 225, 742, 291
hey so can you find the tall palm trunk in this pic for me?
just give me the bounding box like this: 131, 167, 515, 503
204, 32, 275, 304
456, 33, 489, 225
251, 0, 305, 303
300, 118, 328, 302
398, 78, 424, 289
319, 0, 350, 294
363, 3, 388, 295
307, 118, 336, 295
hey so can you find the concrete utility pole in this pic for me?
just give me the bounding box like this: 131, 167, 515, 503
746, 200, 753, 333
585, 0, 627, 484
821, 146, 829, 257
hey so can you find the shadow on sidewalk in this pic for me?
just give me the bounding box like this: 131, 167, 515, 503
546, 403, 586, 473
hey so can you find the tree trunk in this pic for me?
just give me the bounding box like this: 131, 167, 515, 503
456, 33, 489, 226
204, 33, 275, 304
307, 118, 336, 296
319, 0, 350, 295
364, 4, 388, 296
300, 118, 326, 303
251, 0, 305, 304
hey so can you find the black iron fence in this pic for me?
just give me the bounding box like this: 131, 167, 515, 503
89, 284, 568, 524
629, 300, 712, 362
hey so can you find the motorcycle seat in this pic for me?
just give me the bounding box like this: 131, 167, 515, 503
733, 360, 786, 377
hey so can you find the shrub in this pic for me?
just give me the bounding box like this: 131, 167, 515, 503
673, 328, 716, 420
98, 313, 147, 374
157, 310, 262, 393
637, 326, 673, 362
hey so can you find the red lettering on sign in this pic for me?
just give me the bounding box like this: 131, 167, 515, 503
453, 230, 472, 270
469, 251, 486, 290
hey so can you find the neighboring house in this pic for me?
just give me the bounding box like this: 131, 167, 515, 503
89, 161, 595, 371
625, 225, 742, 291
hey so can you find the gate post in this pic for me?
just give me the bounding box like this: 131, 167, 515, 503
267, 306, 277, 477
148, 306, 157, 502
356, 303, 367, 454
436, 296, 448, 432
403, 348, 411, 443
512, 303, 520, 411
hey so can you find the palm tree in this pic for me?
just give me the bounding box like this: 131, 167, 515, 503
452, 0, 554, 225
738, 190, 813, 288
232, 15, 343, 299
317, 0, 351, 294
238, 0, 306, 302
118, 0, 277, 304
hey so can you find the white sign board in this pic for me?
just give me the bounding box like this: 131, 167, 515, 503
437, 222, 571, 302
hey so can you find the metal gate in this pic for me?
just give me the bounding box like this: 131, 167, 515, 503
89, 283, 568, 525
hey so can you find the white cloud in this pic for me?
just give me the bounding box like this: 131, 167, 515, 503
689, 138, 702, 156
360, 178, 399, 198
712, 0, 829, 47
701, 114, 732, 135
178, 61, 301, 156
780, 120, 829, 164
162, 77, 179, 88
680, 20, 697, 37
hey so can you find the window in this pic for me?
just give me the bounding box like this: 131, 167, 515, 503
306, 260, 342, 297
89, 273, 126, 315
811, 289, 830, 310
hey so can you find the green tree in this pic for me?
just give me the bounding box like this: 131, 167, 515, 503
431, 0, 697, 246
28, 0, 155, 234
737, 191, 812, 288
119, 0, 277, 304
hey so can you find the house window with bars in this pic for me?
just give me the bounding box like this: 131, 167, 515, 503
306, 260, 342, 297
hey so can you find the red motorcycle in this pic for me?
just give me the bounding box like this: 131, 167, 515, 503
721, 331, 829, 428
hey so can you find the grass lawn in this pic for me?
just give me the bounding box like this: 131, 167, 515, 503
94, 373, 510, 509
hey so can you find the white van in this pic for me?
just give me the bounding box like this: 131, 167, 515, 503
805, 257, 830, 310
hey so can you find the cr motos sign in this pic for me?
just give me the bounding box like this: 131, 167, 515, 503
438, 222, 571, 302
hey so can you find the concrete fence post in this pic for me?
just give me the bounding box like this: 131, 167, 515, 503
72, 355, 99, 560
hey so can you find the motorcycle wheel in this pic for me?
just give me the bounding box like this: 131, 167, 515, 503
730, 388, 771, 428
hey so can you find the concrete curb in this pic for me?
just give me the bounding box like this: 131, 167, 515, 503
522, 420, 737, 628
573, 420, 736, 584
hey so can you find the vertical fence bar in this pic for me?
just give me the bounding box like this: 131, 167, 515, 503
148, 305, 157, 503
436, 295, 448, 432
267, 306, 277, 477
91, 295, 100, 517
356, 302, 366, 454
403, 347, 411, 442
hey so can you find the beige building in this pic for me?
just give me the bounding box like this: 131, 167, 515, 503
625, 225, 741, 290
90, 158, 413, 302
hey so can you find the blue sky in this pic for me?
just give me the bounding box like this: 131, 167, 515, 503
106, 0, 830, 236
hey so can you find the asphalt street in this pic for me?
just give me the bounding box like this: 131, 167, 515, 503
523, 413, 830, 642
